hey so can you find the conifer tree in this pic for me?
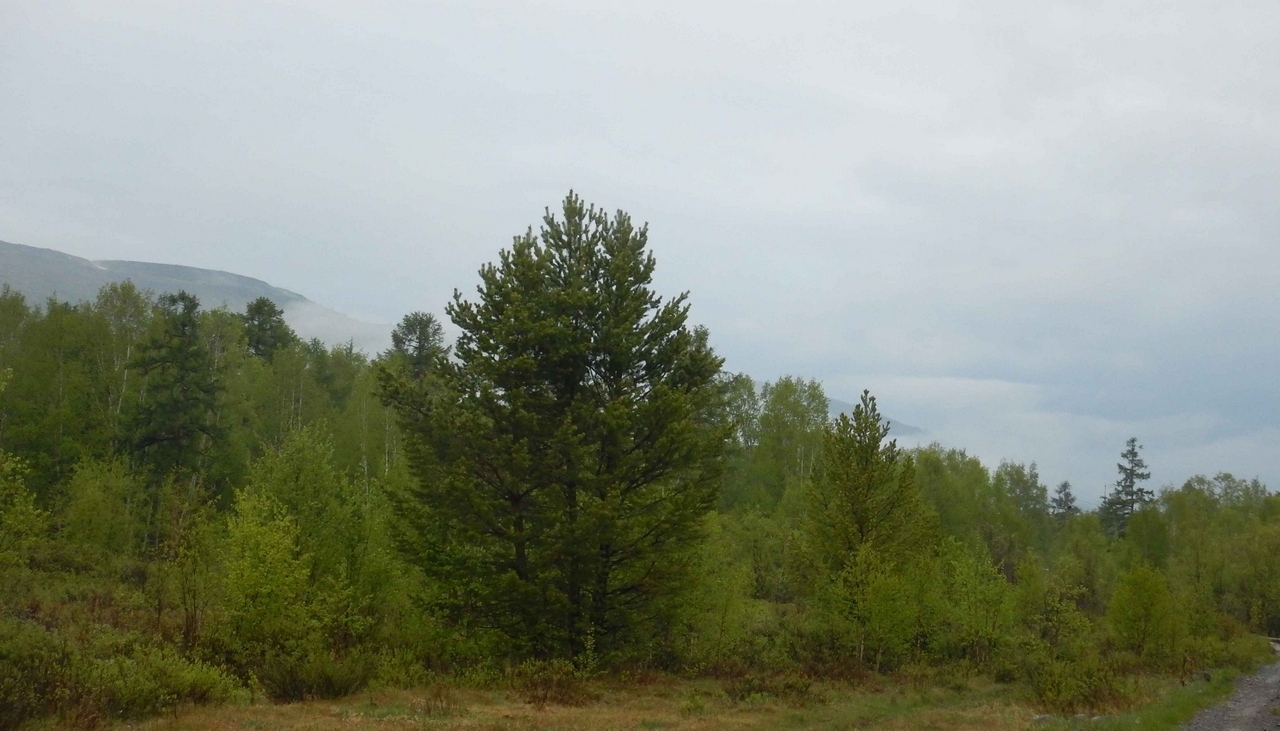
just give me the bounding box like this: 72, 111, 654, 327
387, 311, 446, 377
381, 193, 727, 658
807, 390, 934, 571
1050, 480, 1080, 520
242, 297, 297, 361
126, 292, 221, 480
1100, 437, 1152, 537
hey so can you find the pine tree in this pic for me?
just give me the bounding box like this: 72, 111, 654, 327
387, 311, 445, 377
1049, 480, 1080, 520
242, 297, 297, 361
1100, 437, 1152, 537
126, 292, 221, 480
380, 193, 727, 658
806, 390, 934, 570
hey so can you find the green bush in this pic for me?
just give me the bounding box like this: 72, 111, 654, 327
1027, 653, 1129, 714
256, 649, 377, 701
512, 658, 591, 707
722, 672, 815, 705
87, 645, 239, 720
0, 618, 67, 730
0, 618, 240, 728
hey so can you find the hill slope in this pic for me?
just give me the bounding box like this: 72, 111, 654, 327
0, 240, 391, 354
827, 396, 926, 437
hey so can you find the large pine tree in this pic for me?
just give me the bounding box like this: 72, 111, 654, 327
380, 193, 727, 659
242, 297, 297, 361
387, 311, 446, 378
126, 292, 221, 480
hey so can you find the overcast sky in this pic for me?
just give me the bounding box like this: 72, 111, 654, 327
3, 1, 1278, 501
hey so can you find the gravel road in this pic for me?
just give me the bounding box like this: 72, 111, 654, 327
1182, 642, 1280, 731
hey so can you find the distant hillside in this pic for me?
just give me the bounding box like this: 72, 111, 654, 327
0, 240, 392, 354
827, 396, 926, 437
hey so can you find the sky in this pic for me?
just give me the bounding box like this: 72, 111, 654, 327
2, 1, 1278, 502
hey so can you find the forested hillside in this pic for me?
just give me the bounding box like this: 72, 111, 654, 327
2, 195, 1277, 729
0, 240, 391, 354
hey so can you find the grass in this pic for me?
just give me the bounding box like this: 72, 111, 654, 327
1035, 668, 1243, 731
82, 669, 1246, 731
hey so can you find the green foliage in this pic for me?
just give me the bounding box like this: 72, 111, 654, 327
0, 448, 44, 570
1101, 437, 1154, 537
59, 458, 145, 565
936, 540, 1015, 666
806, 390, 934, 573
222, 487, 313, 671
1, 196, 1278, 726
912, 445, 992, 547
126, 291, 223, 482
722, 672, 814, 705
0, 617, 239, 729
1107, 563, 1175, 665
1050, 480, 1080, 520
242, 296, 298, 361
382, 192, 727, 659
1025, 653, 1128, 715
720, 376, 828, 511
512, 658, 591, 707
387, 311, 446, 377
0, 616, 64, 730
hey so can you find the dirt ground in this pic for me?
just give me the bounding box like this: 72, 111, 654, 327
1181, 642, 1280, 731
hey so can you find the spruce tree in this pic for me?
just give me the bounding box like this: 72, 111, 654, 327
1100, 437, 1152, 537
1050, 480, 1080, 520
380, 193, 726, 658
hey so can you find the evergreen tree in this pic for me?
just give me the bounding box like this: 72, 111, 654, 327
1050, 480, 1080, 520
381, 193, 726, 658
1100, 437, 1153, 537
126, 292, 221, 480
242, 297, 297, 361
807, 390, 934, 571
387, 311, 446, 377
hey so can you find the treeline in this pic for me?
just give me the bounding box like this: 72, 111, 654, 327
1, 194, 1277, 728
695, 384, 1277, 710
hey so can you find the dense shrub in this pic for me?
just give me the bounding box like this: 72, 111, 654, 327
0, 618, 67, 730
722, 672, 815, 705
511, 659, 592, 707
1026, 654, 1129, 714
0, 618, 239, 729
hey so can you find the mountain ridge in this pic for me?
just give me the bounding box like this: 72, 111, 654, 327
827, 396, 926, 437
0, 240, 392, 354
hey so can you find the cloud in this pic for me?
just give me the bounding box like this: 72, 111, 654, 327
2, 0, 1278, 491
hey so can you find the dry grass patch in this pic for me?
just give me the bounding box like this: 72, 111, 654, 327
106, 679, 1051, 731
